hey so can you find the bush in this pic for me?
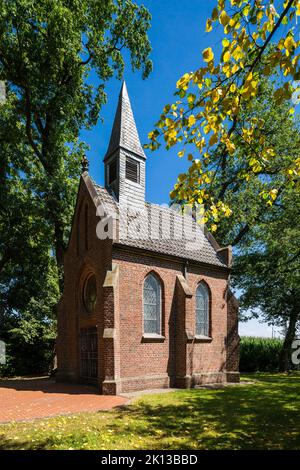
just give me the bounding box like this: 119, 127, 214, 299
0, 315, 56, 377
240, 336, 283, 372
0, 335, 55, 377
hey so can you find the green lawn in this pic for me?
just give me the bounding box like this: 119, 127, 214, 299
0, 373, 300, 450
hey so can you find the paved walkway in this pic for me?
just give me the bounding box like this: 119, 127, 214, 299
0, 377, 128, 423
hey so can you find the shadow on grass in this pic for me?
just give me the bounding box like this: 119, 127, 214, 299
0, 374, 299, 450
108, 374, 300, 450
0, 435, 59, 450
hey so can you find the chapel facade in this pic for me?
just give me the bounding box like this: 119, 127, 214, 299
56, 82, 239, 395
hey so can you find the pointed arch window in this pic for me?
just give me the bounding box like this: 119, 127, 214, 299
143, 273, 161, 335
83, 274, 97, 313
196, 282, 210, 337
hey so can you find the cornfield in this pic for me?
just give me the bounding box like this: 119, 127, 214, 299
239, 336, 283, 372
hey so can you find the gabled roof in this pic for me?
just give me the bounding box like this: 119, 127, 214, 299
93, 181, 228, 268
104, 81, 146, 161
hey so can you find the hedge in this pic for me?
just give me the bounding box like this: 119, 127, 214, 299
239, 336, 283, 372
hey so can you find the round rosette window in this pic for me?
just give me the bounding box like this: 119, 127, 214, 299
83, 274, 97, 313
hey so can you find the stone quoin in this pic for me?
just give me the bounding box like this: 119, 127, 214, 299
56, 82, 240, 395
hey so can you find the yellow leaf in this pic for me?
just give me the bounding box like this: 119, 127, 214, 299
222, 63, 231, 77
222, 38, 230, 47
188, 114, 196, 126
246, 71, 253, 82
269, 189, 278, 201
211, 224, 218, 232
257, 10, 264, 21
203, 47, 214, 62
224, 207, 232, 217
178, 150, 185, 158
166, 128, 177, 142
219, 10, 230, 26
206, 18, 212, 32
209, 133, 218, 146
230, 83, 236, 92
218, 0, 225, 9
284, 35, 296, 55
297, 2, 300, 16
223, 51, 231, 62
232, 45, 243, 61
187, 93, 196, 105
176, 73, 190, 90
211, 89, 220, 103
212, 7, 218, 21
231, 63, 239, 74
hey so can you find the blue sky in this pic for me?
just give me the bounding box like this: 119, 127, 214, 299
82, 0, 218, 204
81, 0, 284, 338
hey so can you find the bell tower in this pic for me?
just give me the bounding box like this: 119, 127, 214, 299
104, 82, 146, 210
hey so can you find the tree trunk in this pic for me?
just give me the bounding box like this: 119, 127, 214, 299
278, 308, 299, 372
54, 220, 65, 295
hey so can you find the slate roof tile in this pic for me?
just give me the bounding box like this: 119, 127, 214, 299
94, 184, 227, 268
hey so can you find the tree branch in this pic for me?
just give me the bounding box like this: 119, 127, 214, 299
24, 88, 43, 160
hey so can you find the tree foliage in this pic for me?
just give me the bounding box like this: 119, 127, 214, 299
0, 0, 152, 288
147, 0, 300, 226
207, 76, 300, 371
210, 76, 300, 244
233, 188, 300, 370
0, 0, 152, 375
168, 70, 300, 371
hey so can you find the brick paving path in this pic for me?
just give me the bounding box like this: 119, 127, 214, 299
0, 377, 128, 423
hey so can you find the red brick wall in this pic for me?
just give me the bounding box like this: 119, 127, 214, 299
57, 177, 240, 394
112, 248, 236, 392
56, 178, 113, 389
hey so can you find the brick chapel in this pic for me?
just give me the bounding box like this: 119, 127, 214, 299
56, 82, 240, 395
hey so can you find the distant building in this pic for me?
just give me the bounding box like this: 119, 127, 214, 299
56, 82, 239, 394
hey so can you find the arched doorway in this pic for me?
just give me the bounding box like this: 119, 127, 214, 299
79, 327, 98, 383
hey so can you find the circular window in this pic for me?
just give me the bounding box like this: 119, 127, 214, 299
83, 274, 97, 313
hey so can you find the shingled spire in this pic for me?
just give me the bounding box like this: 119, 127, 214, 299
104, 82, 146, 210
104, 81, 146, 161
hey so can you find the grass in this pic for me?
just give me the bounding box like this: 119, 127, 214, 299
0, 373, 300, 450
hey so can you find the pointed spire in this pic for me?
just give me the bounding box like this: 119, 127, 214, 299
104, 81, 146, 161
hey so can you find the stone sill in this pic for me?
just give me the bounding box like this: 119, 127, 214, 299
187, 335, 213, 342
142, 334, 165, 343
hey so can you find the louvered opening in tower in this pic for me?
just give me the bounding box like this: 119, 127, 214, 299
108, 159, 117, 184
126, 157, 140, 183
